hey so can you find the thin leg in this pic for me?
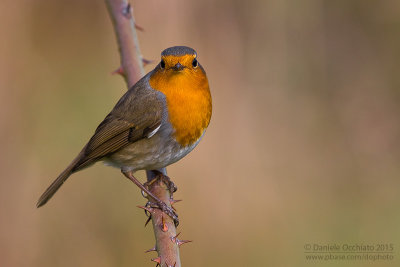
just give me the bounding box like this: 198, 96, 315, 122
122, 170, 179, 226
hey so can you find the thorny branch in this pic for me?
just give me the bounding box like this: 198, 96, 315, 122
105, 0, 144, 87
105, 1, 186, 266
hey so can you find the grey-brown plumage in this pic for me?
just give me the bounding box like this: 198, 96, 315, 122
161, 46, 196, 57
36, 72, 164, 207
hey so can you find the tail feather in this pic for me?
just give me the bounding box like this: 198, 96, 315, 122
36, 166, 74, 208
37, 150, 87, 208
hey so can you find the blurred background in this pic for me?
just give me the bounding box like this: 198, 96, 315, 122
1, 0, 399, 266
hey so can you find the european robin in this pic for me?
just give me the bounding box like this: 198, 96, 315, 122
37, 46, 212, 225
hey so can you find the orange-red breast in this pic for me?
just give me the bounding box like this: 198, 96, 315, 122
37, 46, 212, 223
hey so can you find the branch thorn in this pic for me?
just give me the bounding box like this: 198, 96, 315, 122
171, 232, 181, 241
145, 245, 157, 253
151, 256, 161, 266
177, 239, 192, 247
161, 215, 168, 232
135, 23, 144, 32
170, 199, 182, 205
171, 232, 192, 247
142, 58, 154, 66
111, 66, 125, 77
137, 205, 154, 214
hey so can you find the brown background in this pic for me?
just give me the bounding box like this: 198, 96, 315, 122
1, 0, 399, 266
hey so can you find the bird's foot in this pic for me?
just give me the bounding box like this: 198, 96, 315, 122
122, 170, 179, 226
146, 200, 179, 227
144, 172, 179, 226
145, 171, 177, 197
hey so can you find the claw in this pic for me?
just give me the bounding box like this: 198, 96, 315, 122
144, 216, 152, 227
146, 200, 179, 227
157, 200, 179, 227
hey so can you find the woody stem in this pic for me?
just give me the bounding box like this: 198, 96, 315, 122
105, 1, 181, 266
105, 0, 144, 87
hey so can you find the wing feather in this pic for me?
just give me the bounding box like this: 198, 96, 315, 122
73, 80, 164, 171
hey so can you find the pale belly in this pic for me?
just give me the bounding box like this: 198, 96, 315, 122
103, 129, 203, 172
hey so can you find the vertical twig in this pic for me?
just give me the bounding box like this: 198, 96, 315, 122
105, 1, 182, 266
105, 0, 144, 87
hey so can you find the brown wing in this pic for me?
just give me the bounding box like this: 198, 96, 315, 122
73, 80, 164, 171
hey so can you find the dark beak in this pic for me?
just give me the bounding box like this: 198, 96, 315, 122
173, 62, 184, 71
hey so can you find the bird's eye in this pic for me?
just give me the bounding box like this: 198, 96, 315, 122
160, 60, 165, 69
192, 58, 198, 68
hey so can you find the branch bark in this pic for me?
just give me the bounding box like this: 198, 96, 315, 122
105, 1, 182, 266
105, 0, 144, 87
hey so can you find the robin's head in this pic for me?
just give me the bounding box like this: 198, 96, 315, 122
156, 46, 203, 74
